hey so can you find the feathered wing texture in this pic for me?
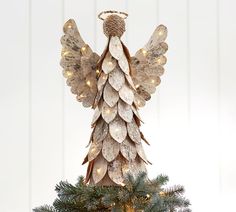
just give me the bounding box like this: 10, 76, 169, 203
131, 25, 168, 107
60, 19, 100, 108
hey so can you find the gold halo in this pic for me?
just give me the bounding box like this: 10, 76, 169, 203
98, 11, 128, 21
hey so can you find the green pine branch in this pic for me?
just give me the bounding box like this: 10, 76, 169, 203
33, 172, 191, 212
33, 205, 57, 212
163, 185, 185, 196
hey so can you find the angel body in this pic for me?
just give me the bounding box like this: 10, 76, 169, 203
60, 11, 168, 186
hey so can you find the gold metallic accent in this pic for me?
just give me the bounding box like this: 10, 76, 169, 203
98, 10, 128, 20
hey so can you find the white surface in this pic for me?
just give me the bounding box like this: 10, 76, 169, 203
0, 0, 236, 211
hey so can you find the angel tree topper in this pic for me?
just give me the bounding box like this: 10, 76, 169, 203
60, 11, 168, 186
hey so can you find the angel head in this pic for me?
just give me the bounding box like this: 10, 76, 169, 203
99, 11, 128, 38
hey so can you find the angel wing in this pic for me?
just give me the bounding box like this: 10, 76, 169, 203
130, 25, 168, 107
60, 19, 100, 108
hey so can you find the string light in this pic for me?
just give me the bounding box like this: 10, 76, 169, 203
67, 23, 72, 29
86, 80, 91, 86
97, 168, 101, 174
146, 194, 151, 199
151, 79, 155, 84
81, 45, 89, 56
67, 24, 72, 29
63, 69, 73, 78
119, 182, 125, 186
108, 61, 113, 66
115, 128, 119, 132
159, 191, 165, 197
141, 49, 147, 56
105, 109, 110, 114
156, 55, 167, 65
158, 30, 164, 36
81, 46, 86, 52
135, 84, 140, 89
63, 51, 69, 56
61, 49, 71, 57
96, 69, 100, 74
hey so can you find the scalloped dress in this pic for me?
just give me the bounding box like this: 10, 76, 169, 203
82, 36, 150, 186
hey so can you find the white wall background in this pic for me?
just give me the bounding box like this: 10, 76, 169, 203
0, 0, 235, 211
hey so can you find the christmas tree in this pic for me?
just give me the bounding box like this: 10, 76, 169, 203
34, 11, 190, 212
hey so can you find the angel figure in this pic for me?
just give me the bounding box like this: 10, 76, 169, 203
60, 11, 168, 186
